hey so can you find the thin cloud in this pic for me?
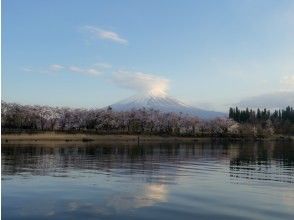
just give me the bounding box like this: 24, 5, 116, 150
69, 66, 102, 76
112, 70, 169, 96
21, 67, 33, 72
93, 62, 112, 69
83, 25, 128, 45
50, 64, 64, 71
22, 62, 112, 77
22, 64, 64, 74
67, 62, 111, 76
280, 75, 294, 91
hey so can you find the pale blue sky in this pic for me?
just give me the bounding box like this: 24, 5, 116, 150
2, 0, 294, 110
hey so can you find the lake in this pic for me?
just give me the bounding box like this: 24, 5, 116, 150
2, 141, 294, 220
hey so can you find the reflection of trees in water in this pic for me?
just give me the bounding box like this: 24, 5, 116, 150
2, 142, 231, 176
229, 141, 294, 183
2, 141, 293, 183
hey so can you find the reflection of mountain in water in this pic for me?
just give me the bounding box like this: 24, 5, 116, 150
2, 142, 294, 183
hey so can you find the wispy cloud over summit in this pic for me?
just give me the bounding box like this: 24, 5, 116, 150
112, 70, 169, 96
82, 25, 128, 45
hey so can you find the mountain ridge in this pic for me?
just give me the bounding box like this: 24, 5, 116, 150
108, 93, 226, 119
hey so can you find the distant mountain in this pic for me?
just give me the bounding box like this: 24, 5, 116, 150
237, 91, 294, 109
108, 92, 226, 119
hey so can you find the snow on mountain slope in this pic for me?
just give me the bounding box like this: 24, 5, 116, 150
108, 92, 226, 119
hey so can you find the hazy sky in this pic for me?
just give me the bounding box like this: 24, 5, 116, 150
2, 0, 294, 110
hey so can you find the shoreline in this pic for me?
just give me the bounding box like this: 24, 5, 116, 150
2, 132, 293, 144
2, 133, 210, 143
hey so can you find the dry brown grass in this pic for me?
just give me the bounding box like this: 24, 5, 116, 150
1, 132, 205, 145
3, 132, 288, 146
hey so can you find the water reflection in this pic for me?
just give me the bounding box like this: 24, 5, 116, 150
105, 183, 168, 212
230, 142, 294, 184
2, 141, 294, 220
2, 142, 294, 182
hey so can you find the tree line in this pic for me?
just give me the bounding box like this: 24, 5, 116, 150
1, 102, 203, 135
229, 106, 294, 135
1, 101, 293, 137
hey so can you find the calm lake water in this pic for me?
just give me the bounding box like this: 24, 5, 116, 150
2, 141, 294, 220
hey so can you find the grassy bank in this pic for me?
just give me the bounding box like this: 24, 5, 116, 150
2, 132, 293, 144
2, 132, 210, 143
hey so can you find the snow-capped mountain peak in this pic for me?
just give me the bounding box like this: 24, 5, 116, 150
108, 93, 225, 119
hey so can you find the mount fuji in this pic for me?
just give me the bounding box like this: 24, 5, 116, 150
108, 92, 226, 119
